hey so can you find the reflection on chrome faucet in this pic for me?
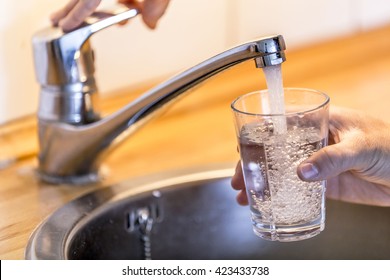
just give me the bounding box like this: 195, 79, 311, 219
32, 3, 286, 184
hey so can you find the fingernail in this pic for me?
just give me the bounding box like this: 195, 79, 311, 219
299, 162, 319, 180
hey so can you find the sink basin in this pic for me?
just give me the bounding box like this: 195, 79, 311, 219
26, 164, 390, 260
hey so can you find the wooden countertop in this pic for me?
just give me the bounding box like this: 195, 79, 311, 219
1, 25, 390, 259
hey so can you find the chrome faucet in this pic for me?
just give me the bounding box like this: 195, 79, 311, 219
32, 4, 286, 184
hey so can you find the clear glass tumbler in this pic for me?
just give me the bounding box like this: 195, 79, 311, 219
231, 88, 330, 242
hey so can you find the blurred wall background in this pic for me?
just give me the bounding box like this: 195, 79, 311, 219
0, 0, 389, 124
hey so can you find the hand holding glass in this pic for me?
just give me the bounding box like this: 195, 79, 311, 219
231, 88, 330, 242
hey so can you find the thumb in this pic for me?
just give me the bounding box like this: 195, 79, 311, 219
297, 141, 358, 181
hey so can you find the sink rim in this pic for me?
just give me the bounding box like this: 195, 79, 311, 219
25, 163, 236, 260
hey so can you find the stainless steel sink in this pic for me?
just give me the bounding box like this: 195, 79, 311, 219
25, 164, 390, 260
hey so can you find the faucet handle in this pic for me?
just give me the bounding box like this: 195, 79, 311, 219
33, 4, 140, 125
81, 4, 139, 34
32, 4, 139, 86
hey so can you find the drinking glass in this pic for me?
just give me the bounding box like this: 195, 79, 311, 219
231, 88, 330, 242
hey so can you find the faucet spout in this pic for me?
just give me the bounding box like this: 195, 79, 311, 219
33, 6, 286, 184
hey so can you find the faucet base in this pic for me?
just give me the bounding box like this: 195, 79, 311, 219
37, 170, 102, 185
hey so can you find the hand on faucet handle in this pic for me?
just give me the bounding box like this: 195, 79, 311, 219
51, 0, 170, 32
